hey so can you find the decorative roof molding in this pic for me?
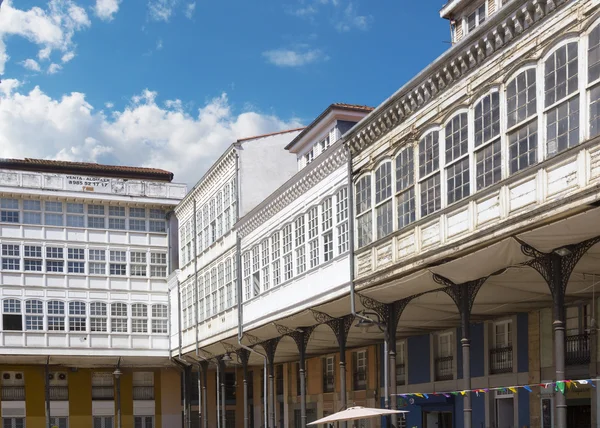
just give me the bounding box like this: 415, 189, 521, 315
237, 141, 348, 239
346, 0, 569, 156
175, 147, 236, 217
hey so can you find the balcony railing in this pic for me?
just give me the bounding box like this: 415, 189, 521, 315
1, 386, 25, 401
92, 386, 114, 400
490, 346, 513, 374
396, 363, 406, 386
435, 356, 453, 381
353, 370, 366, 390
133, 386, 154, 400
49, 386, 69, 401
322, 374, 335, 393
566, 333, 590, 366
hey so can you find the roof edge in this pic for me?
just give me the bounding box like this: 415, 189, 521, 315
284, 104, 374, 150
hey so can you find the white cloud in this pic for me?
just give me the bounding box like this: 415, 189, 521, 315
21, 58, 41, 72
148, 0, 179, 22
185, 2, 196, 19
262, 48, 328, 67
0, 81, 302, 186
61, 51, 75, 63
47, 63, 62, 74
94, 0, 121, 21
0, 0, 91, 74
105, 102, 114, 109
335, 2, 372, 32
156, 39, 163, 51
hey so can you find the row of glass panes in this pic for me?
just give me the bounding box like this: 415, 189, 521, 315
181, 255, 237, 327
1, 299, 168, 334
0, 244, 167, 277
354, 30, 600, 248
0, 199, 167, 232
179, 178, 237, 268
241, 187, 349, 301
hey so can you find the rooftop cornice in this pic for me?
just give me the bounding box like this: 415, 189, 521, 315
346, 0, 569, 156
175, 147, 236, 217
237, 140, 348, 239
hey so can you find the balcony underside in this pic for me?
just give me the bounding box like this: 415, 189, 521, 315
180, 199, 600, 367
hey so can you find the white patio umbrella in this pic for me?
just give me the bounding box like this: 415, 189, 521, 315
307, 406, 408, 426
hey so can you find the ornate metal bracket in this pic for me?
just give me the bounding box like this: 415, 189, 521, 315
520, 236, 600, 299
359, 293, 424, 334
434, 274, 487, 317
243, 333, 262, 346
259, 338, 281, 367
310, 310, 354, 352
221, 342, 238, 355
235, 348, 250, 369
274, 324, 315, 359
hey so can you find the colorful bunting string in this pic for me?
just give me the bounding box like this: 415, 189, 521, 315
392, 378, 598, 398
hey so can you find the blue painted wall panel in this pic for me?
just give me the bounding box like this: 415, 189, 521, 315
457, 327, 463, 380
518, 389, 530, 427
471, 323, 485, 378
517, 313, 529, 373
408, 335, 431, 384
472, 392, 485, 428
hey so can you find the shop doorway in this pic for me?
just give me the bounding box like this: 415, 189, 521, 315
423, 411, 453, 428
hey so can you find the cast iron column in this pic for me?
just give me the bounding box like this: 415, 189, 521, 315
521, 237, 600, 428
276, 325, 315, 428
236, 349, 251, 428
360, 295, 415, 428
199, 360, 209, 428
434, 275, 487, 428
311, 311, 354, 428
260, 338, 280, 428
218, 358, 227, 428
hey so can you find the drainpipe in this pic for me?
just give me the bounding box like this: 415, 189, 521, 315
45, 356, 50, 428
236, 234, 269, 427
193, 199, 200, 358
346, 143, 391, 422
216, 360, 222, 428
172, 357, 192, 428
115, 357, 122, 428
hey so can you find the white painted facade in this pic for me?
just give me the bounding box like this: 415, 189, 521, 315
0, 166, 186, 357
238, 106, 371, 332
171, 129, 302, 355
347, 0, 600, 286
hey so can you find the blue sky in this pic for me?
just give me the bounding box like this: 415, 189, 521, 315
0, 0, 450, 185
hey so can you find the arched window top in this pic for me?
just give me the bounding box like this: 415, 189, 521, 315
355, 175, 372, 215
474, 92, 500, 147
111, 302, 127, 317
375, 161, 393, 204
395, 146, 414, 194
445, 112, 469, 163
544, 41, 578, 107
590, 24, 600, 83
132, 303, 147, 317
152, 304, 167, 318
69, 301, 86, 315
3, 299, 21, 314
90, 302, 107, 316
47, 300, 65, 314
25, 300, 42, 314
418, 130, 440, 178
506, 68, 537, 128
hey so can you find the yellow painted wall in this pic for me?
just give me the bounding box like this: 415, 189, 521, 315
160, 368, 182, 428
154, 369, 162, 428
119, 371, 133, 428
68, 368, 92, 428
24, 366, 45, 428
